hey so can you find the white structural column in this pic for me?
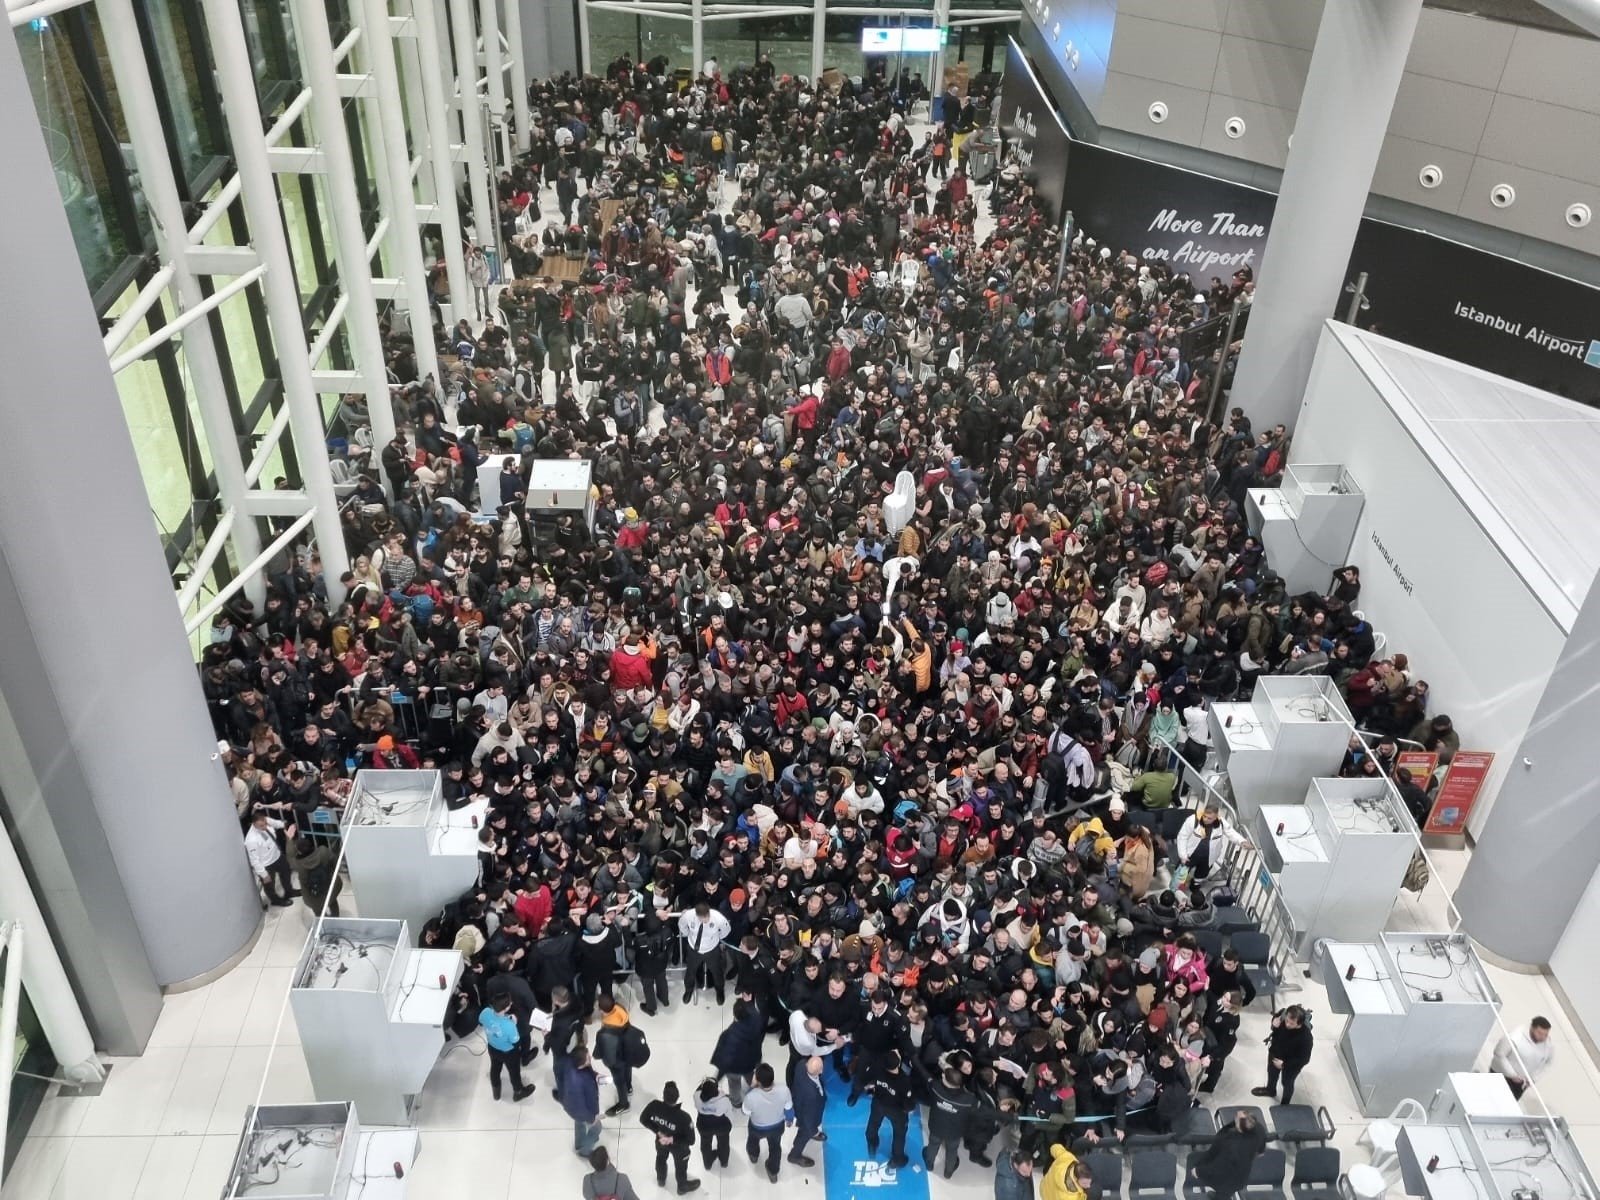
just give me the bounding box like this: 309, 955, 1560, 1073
577, 0, 591, 75
398, 33, 435, 204
811, 0, 826, 80
481, 0, 510, 169
98, 0, 266, 606
692, 0, 704, 77
412, 0, 468, 310
290, 0, 397, 454
1224, 0, 1422, 432
931, 0, 952, 99
0, 833, 99, 1084
363, 0, 443, 383
450, 0, 496, 246
504, 0, 530, 152
201, 0, 351, 603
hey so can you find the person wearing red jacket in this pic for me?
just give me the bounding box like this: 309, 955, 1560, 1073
704, 345, 733, 389
824, 337, 852, 381
784, 391, 819, 440
609, 635, 657, 692
514, 879, 554, 937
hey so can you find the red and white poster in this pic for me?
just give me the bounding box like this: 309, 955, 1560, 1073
1424, 751, 1494, 836
1395, 751, 1439, 788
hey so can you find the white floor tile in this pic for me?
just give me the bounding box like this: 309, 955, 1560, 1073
205, 1045, 271, 1137
0, 1135, 73, 1198
27, 1088, 91, 1140
130, 1133, 206, 1200
144, 987, 211, 1050
49, 1135, 153, 1200
74, 1047, 188, 1138
236, 966, 298, 1047
156, 1046, 235, 1137
405, 1130, 517, 1199
190, 967, 263, 1048
179, 1135, 245, 1200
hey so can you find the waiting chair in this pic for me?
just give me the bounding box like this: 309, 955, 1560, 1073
1359, 1097, 1426, 1178
1230, 931, 1279, 1009
1131, 1151, 1180, 1200
1085, 1151, 1124, 1198
1192, 929, 1226, 963
1244, 1149, 1289, 1200
1214, 906, 1260, 936
1290, 1146, 1342, 1200
1271, 1104, 1335, 1146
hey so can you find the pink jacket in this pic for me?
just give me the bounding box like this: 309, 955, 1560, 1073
1163, 944, 1211, 992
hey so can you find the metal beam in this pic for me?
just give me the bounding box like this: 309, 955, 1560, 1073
266, 145, 330, 173
185, 509, 318, 634
409, 0, 467, 315
101, 264, 176, 356
184, 245, 262, 276
107, 264, 269, 373
202, 0, 351, 603
335, 72, 375, 98
310, 369, 367, 392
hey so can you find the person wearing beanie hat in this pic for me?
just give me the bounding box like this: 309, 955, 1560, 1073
640, 1080, 702, 1194
577, 910, 623, 1020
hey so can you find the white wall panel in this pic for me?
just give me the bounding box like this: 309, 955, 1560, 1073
1290, 325, 1567, 837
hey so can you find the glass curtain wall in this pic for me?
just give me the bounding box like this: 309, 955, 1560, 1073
10, 0, 374, 650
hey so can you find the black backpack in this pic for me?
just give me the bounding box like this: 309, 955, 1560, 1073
623, 1023, 652, 1067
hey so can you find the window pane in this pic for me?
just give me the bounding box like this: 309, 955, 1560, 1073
144, 0, 220, 181
15, 18, 128, 292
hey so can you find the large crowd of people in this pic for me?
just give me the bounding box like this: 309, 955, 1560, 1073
211, 50, 1461, 1197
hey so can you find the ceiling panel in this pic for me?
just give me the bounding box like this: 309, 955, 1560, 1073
1223, 0, 1324, 50
1499, 27, 1600, 116
1098, 72, 1211, 147
1370, 134, 1474, 213
1199, 93, 1295, 169
1388, 72, 1495, 155
1404, 8, 1517, 89
1107, 13, 1224, 93
1210, 35, 1311, 110
1478, 93, 1600, 186
1457, 156, 1600, 254
1114, 0, 1231, 32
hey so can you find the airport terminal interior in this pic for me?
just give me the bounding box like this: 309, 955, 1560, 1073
2, 1, 1600, 1199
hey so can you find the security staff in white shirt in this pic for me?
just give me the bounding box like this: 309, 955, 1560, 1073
1492, 1016, 1554, 1099
1181, 694, 1213, 776
677, 902, 731, 1004
245, 810, 294, 907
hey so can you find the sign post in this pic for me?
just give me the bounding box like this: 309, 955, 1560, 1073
1423, 751, 1494, 845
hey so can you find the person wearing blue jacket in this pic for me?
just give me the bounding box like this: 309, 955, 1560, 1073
788, 1055, 828, 1168
478, 995, 534, 1102
995, 1148, 1036, 1200
561, 1047, 604, 1157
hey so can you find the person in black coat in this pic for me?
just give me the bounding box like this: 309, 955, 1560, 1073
1200, 991, 1242, 1094
1252, 1005, 1313, 1105
577, 912, 623, 1018
710, 999, 766, 1104
925, 1067, 979, 1179
1190, 1109, 1269, 1200
633, 911, 674, 1015
640, 1081, 702, 1195
531, 916, 580, 1006
863, 1049, 915, 1169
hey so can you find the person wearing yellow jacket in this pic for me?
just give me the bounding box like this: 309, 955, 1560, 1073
1041, 1143, 1093, 1200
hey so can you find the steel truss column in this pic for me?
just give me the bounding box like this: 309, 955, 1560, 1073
450, 0, 496, 245
397, 31, 435, 205
361, 0, 443, 382
480, 0, 510, 169
503, 0, 530, 152
411, 0, 469, 313
99, 0, 266, 606
200, 0, 351, 603
289, 0, 398, 459
577, 0, 591, 75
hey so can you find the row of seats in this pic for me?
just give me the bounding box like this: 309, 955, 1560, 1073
1087, 1145, 1344, 1200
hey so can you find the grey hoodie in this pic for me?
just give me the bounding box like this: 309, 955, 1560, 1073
583, 1166, 641, 1200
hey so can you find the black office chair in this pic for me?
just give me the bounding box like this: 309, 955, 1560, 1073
1214, 906, 1259, 935
1131, 1150, 1180, 1200
1192, 928, 1226, 963
1085, 1151, 1124, 1198
1290, 1146, 1341, 1200
1229, 930, 1278, 1008
1271, 1104, 1335, 1146
1244, 1149, 1289, 1200
1174, 1106, 1218, 1147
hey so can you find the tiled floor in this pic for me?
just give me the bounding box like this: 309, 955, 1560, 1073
12, 127, 1600, 1200
9, 847, 1600, 1200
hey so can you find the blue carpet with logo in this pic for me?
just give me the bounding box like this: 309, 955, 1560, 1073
819, 1068, 930, 1200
